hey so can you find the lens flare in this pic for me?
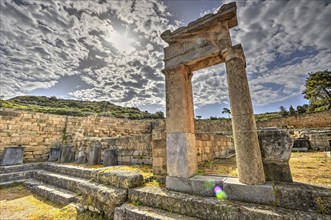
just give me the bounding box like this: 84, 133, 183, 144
204, 180, 214, 190
214, 185, 227, 200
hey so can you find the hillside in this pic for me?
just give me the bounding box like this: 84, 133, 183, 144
0, 96, 164, 119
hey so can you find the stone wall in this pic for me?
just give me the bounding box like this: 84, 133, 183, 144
1, 108, 329, 163
0, 109, 154, 162
300, 128, 331, 150
72, 135, 152, 165
195, 120, 232, 133
152, 130, 235, 176
256, 110, 331, 129
196, 133, 234, 163
0, 109, 66, 161
194, 110, 331, 133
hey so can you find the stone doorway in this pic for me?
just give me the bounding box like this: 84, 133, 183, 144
161, 2, 265, 188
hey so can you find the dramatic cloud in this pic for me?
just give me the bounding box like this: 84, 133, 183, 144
1, 0, 330, 116
192, 0, 331, 110
0, 0, 174, 107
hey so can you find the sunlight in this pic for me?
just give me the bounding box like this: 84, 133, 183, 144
108, 29, 136, 54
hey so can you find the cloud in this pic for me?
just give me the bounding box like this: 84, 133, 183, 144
1, 0, 330, 114
193, 0, 331, 108
0, 0, 176, 109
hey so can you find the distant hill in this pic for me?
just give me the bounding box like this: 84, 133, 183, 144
207, 111, 282, 122
0, 96, 164, 119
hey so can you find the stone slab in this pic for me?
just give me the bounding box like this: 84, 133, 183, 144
0, 146, 24, 166
166, 133, 197, 178
129, 186, 326, 220
273, 182, 331, 215
60, 145, 75, 163
103, 149, 118, 166
93, 169, 144, 189
223, 177, 276, 205
263, 162, 292, 182
29, 182, 79, 205
0, 171, 33, 183
114, 203, 198, 220
292, 147, 308, 152
48, 148, 60, 162
88, 143, 101, 165
0, 162, 42, 174
166, 175, 228, 197
76, 150, 86, 164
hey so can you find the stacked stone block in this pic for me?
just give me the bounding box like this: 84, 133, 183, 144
72, 135, 152, 165
195, 133, 234, 163
0, 109, 156, 162
0, 110, 66, 162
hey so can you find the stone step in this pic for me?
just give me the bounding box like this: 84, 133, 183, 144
25, 179, 79, 205
129, 186, 329, 220
42, 163, 144, 189
114, 203, 199, 220
0, 171, 34, 183
0, 163, 42, 174
272, 182, 331, 214
41, 163, 95, 179
32, 170, 127, 218
0, 179, 29, 186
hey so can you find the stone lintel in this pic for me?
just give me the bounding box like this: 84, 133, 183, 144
223, 178, 276, 205
161, 2, 237, 43
163, 23, 232, 70
166, 133, 197, 178
221, 44, 246, 67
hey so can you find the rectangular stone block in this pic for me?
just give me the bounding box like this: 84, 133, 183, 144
166, 132, 197, 178
103, 149, 118, 166
153, 157, 165, 167
48, 148, 60, 162
166, 175, 227, 196
0, 146, 25, 166
223, 178, 275, 205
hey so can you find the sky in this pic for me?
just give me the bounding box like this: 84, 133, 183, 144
0, 0, 330, 118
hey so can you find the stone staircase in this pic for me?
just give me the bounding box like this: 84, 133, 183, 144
115, 186, 330, 220
1, 163, 330, 219
0, 162, 144, 218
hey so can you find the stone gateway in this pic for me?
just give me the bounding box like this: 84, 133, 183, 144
161, 2, 265, 185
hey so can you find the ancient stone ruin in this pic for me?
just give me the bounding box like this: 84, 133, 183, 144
0, 2, 331, 219
161, 2, 264, 186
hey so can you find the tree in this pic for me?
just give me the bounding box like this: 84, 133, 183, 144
289, 105, 295, 115
296, 104, 308, 114
155, 111, 164, 118
303, 70, 331, 111
279, 106, 288, 116
222, 107, 231, 118
196, 115, 202, 119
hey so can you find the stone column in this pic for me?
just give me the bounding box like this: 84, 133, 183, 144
222, 44, 265, 184
163, 65, 197, 179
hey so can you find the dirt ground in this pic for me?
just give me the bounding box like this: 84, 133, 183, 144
0, 184, 105, 220
198, 152, 331, 186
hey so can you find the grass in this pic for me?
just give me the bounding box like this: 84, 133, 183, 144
64, 163, 154, 180
198, 156, 238, 176
197, 152, 331, 186
99, 164, 153, 180
0, 184, 106, 220
289, 152, 331, 186
0, 96, 164, 119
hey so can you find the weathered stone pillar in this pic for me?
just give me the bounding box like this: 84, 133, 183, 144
222, 44, 265, 184
163, 65, 197, 179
